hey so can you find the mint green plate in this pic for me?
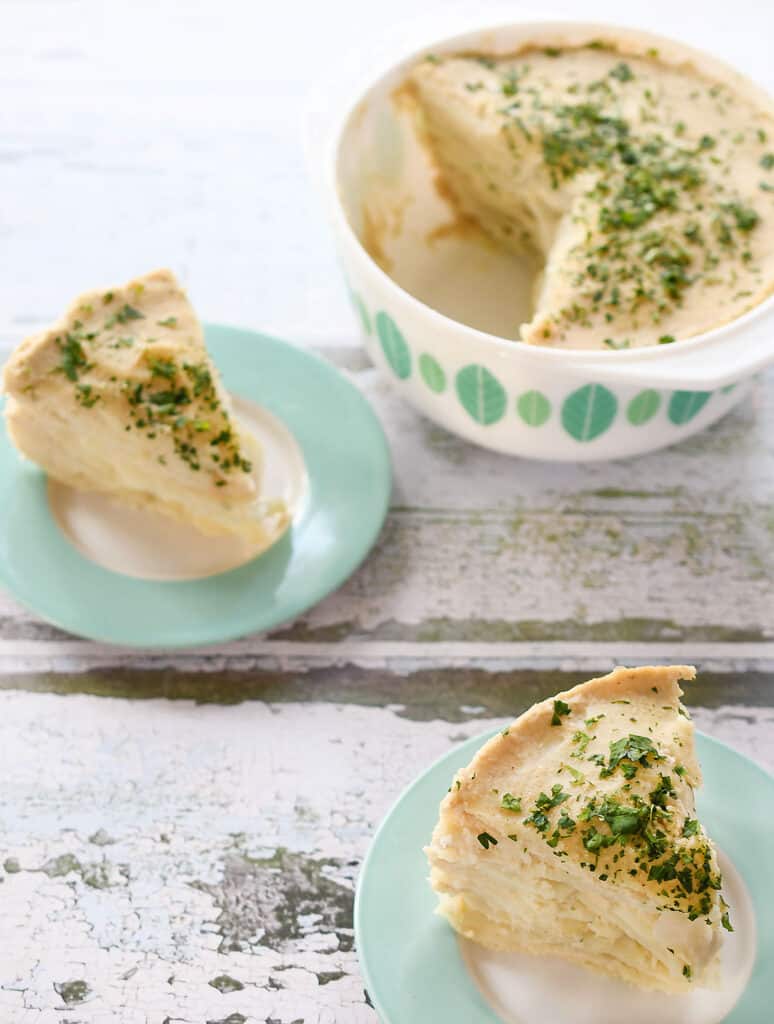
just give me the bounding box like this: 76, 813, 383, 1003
356, 729, 773, 1023
0, 325, 391, 647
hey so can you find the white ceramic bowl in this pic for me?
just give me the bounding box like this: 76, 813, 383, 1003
322, 21, 774, 460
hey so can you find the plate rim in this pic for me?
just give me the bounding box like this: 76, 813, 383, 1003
0, 323, 392, 648
355, 726, 774, 1024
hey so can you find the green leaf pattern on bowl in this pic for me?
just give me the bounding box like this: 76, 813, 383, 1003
627, 389, 661, 426
561, 384, 618, 442
456, 365, 508, 425
366, 307, 732, 436
517, 390, 551, 427
375, 311, 411, 380
419, 353, 446, 394
668, 390, 712, 425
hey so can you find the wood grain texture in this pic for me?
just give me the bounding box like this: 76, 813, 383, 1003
0, 363, 773, 665
0, 686, 771, 1023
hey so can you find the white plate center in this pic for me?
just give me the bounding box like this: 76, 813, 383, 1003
460, 849, 756, 1024
47, 395, 307, 581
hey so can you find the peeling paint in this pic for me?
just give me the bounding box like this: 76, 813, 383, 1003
194, 848, 354, 955
54, 979, 91, 1005
88, 828, 116, 846
208, 974, 245, 993
0, 690, 770, 1022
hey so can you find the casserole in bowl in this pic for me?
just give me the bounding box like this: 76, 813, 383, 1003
323, 21, 774, 459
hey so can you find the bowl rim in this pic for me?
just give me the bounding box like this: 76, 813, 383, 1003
324, 18, 774, 369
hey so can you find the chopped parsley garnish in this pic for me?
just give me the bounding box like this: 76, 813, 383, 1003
724, 202, 759, 232
464, 49, 765, 343
535, 784, 570, 811
501, 793, 522, 813
105, 303, 145, 328
148, 357, 177, 380
57, 333, 88, 381
477, 832, 498, 849
524, 785, 570, 834
158, 316, 178, 327
721, 911, 734, 932
682, 818, 700, 837
551, 699, 571, 725
572, 730, 592, 754
75, 384, 99, 408
524, 810, 550, 833
603, 734, 660, 776
561, 763, 586, 785
609, 62, 634, 83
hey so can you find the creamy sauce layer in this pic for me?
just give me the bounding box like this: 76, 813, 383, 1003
410, 42, 774, 349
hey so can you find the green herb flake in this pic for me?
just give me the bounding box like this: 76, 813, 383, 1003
535, 784, 570, 811
115, 303, 145, 325
477, 831, 498, 849
682, 818, 700, 837
524, 810, 550, 833
606, 734, 659, 775
571, 732, 593, 757
148, 358, 177, 380
725, 202, 759, 232
57, 333, 88, 382
721, 912, 734, 932
75, 384, 99, 408
561, 762, 586, 785
501, 793, 522, 813
609, 62, 634, 83
551, 699, 572, 726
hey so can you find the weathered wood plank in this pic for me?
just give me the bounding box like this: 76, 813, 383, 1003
0, 366, 773, 660
1, 664, 774, 713
0, 685, 771, 1022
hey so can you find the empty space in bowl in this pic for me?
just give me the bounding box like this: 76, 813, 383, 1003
337, 64, 535, 338
459, 848, 756, 1024
48, 395, 308, 581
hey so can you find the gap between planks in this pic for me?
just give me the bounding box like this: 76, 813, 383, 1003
1, 639, 774, 672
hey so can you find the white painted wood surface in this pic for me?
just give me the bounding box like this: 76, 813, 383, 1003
2, 1, 774, 1021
